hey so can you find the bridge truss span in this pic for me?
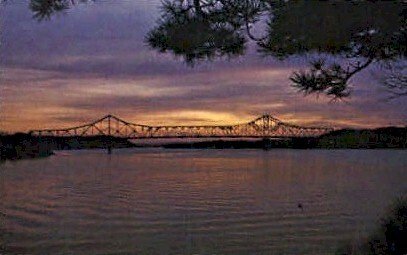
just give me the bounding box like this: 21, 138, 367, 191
29, 114, 333, 139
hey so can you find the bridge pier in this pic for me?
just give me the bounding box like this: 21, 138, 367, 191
107, 116, 112, 154
106, 134, 113, 154
262, 138, 272, 150
35, 133, 53, 157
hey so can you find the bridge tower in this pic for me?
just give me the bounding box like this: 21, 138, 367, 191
107, 114, 112, 154
261, 114, 273, 150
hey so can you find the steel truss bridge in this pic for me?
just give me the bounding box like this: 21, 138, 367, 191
30, 114, 333, 139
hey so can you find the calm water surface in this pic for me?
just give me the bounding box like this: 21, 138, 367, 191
1, 149, 406, 254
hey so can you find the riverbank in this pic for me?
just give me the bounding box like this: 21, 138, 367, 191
0, 133, 54, 161
0, 133, 137, 161
337, 196, 407, 255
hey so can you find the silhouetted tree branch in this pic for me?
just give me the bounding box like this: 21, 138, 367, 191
382, 62, 407, 99
261, 1, 405, 99
145, 0, 406, 98
145, 0, 264, 64
291, 57, 375, 99
29, 0, 90, 20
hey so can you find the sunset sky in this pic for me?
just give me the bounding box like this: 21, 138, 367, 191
1, 1, 406, 132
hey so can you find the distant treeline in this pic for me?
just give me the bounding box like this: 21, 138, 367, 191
1, 127, 406, 160
317, 127, 407, 149
0, 133, 135, 160
164, 127, 407, 149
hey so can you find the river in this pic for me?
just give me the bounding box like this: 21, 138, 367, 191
1, 149, 406, 254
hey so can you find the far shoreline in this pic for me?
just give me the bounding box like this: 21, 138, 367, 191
1, 126, 406, 161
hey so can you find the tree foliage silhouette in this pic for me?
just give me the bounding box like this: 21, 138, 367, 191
146, 0, 264, 63
147, 0, 406, 99
28, 0, 89, 20
263, 1, 406, 100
